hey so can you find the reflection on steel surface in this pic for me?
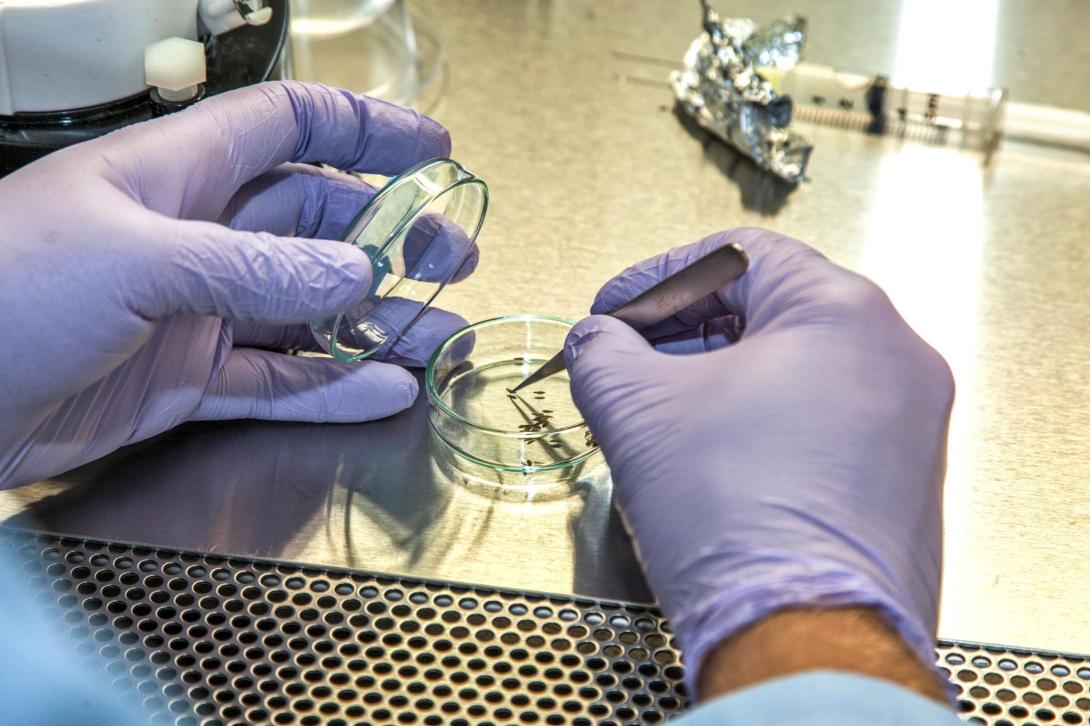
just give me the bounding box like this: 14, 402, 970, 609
671, 1, 812, 183
0, 376, 652, 606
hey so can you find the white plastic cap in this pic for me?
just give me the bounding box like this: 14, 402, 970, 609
144, 37, 207, 102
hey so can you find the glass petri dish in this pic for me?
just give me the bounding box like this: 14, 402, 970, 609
426, 316, 601, 475
289, 0, 444, 109
311, 158, 487, 362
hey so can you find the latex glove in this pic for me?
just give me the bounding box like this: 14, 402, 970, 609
564, 228, 954, 695
0, 81, 469, 489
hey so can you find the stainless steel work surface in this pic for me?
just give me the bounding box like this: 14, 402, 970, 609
3, 0, 1090, 659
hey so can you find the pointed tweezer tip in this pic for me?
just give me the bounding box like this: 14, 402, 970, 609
511, 351, 567, 394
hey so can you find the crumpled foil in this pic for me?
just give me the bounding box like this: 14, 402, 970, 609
670, 3, 812, 183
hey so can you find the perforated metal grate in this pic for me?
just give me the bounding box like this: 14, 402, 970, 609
0, 529, 684, 725
1, 527, 1087, 726
938, 641, 1090, 725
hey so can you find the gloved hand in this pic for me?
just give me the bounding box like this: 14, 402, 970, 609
0, 81, 469, 489
564, 228, 954, 695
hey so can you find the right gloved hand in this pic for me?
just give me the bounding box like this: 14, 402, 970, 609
564, 228, 954, 695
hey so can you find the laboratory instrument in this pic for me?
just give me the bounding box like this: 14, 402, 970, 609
645, 3, 1089, 155
779, 64, 1007, 152
427, 315, 599, 477
310, 157, 488, 362
783, 66, 1090, 154
512, 242, 749, 393
632, 45, 1090, 155
0, 0, 288, 176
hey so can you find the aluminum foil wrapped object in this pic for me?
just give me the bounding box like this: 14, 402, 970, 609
671, 3, 812, 183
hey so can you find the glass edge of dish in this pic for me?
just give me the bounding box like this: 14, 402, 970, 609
428, 420, 601, 474
326, 158, 488, 363
424, 313, 585, 435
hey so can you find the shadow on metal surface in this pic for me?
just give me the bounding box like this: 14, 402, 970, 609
2, 373, 651, 604
673, 104, 795, 216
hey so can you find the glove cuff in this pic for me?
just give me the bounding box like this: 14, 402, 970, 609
671, 560, 944, 702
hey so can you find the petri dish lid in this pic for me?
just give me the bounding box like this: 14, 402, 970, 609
311, 157, 488, 362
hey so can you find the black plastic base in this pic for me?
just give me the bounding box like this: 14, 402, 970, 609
0, 0, 289, 177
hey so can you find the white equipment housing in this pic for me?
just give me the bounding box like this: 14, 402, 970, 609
0, 0, 266, 115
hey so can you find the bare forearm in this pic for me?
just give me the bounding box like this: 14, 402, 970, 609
698, 607, 950, 704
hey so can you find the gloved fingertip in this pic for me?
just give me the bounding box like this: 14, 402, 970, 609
447, 328, 476, 366
563, 315, 604, 365
379, 306, 468, 367
396, 369, 420, 407
307, 358, 419, 421
564, 315, 647, 369
310, 358, 420, 421
324, 242, 373, 309
427, 120, 453, 158
399, 102, 451, 160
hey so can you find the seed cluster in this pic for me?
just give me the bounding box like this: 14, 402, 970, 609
503, 369, 597, 470
504, 386, 562, 469
517, 409, 554, 433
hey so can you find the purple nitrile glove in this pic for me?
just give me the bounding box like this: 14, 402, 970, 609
564, 228, 954, 696
0, 81, 472, 490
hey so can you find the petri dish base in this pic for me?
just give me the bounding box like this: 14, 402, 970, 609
426, 316, 601, 483
429, 427, 601, 502
289, 0, 445, 110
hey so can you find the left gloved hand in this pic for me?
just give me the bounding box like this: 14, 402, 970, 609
0, 81, 468, 489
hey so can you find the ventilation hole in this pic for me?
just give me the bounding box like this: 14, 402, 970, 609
958, 669, 979, 683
